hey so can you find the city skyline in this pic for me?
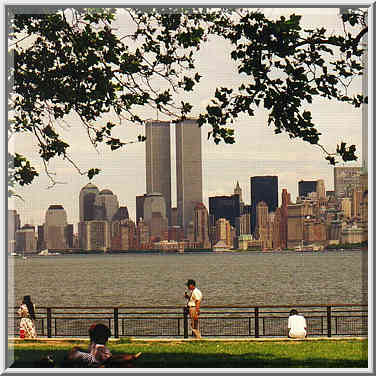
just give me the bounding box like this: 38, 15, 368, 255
8, 7, 365, 229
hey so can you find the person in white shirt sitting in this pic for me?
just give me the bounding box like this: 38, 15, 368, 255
287, 309, 307, 339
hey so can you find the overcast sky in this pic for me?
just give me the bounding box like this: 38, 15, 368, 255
8, 6, 366, 230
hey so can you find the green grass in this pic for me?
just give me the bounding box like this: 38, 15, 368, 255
9, 339, 368, 368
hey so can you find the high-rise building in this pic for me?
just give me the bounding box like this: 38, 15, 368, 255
8, 209, 20, 254
143, 192, 168, 241
136, 194, 147, 223
111, 219, 136, 251
280, 188, 290, 249
80, 220, 111, 251
79, 183, 99, 221
255, 201, 269, 241
44, 205, 71, 250
250, 176, 278, 234
333, 167, 362, 197
341, 197, 352, 219
215, 218, 233, 248
316, 179, 326, 199
145, 121, 172, 224
298, 180, 317, 198
176, 119, 203, 233
194, 203, 211, 249
136, 218, 150, 249
287, 204, 304, 248
209, 195, 240, 228
15, 225, 37, 253
94, 189, 119, 221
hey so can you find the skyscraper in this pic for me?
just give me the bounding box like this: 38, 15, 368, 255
333, 167, 362, 197
209, 195, 241, 228
250, 176, 278, 234
176, 119, 203, 233
145, 121, 172, 224
194, 202, 211, 249
8, 209, 20, 254
79, 183, 99, 221
94, 189, 119, 221
298, 180, 317, 198
44, 205, 72, 250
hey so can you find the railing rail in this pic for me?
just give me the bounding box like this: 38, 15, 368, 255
9, 304, 367, 339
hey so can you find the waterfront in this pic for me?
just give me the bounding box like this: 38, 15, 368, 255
9, 250, 367, 308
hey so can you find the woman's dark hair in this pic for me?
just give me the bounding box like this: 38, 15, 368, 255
289, 309, 298, 316
23, 295, 36, 320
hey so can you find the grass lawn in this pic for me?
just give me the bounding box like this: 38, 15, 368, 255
9, 339, 368, 368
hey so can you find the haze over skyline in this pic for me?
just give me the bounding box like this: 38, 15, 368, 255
8, 7, 365, 230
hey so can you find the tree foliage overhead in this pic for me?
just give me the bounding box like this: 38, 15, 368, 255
8, 7, 368, 194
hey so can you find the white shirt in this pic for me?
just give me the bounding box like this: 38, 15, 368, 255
187, 287, 202, 307
288, 314, 307, 335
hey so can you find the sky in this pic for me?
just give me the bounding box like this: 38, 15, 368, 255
7, 6, 366, 231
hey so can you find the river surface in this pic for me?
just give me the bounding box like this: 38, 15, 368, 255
9, 250, 367, 308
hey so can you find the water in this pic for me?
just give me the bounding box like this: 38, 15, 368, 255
9, 250, 367, 308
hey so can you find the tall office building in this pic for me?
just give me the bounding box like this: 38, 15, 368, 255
176, 119, 203, 233
79, 183, 99, 221
333, 167, 362, 197
143, 192, 168, 241
209, 195, 241, 228
298, 180, 317, 198
44, 205, 72, 250
145, 121, 172, 224
136, 194, 147, 223
15, 225, 37, 253
194, 203, 211, 249
94, 189, 119, 221
250, 176, 278, 234
8, 209, 20, 254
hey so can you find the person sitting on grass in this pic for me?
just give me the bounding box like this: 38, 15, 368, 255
64, 323, 141, 368
287, 309, 307, 339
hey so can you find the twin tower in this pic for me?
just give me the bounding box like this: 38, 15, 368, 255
145, 119, 203, 233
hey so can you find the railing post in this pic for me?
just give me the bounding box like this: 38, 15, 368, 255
254, 307, 259, 338
183, 307, 189, 338
47, 308, 52, 338
114, 308, 119, 338
327, 306, 332, 337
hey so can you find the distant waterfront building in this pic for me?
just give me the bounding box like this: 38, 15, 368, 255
194, 203, 211, 249
15, 225, 37, 253
80, 220, 111, 251
112, 206, 129, 222
8, 209, 20, 254
79, 183, 99, 221
136, 218, 150, 248
250, 176, 278, 234
316, 179, 326, 199
279, 189, 290, 249
136, 194, 147, 223
37, 225, 45, 250
145, 121, 172, 224
209, 194, 240, 228
111, 219, 136, 251
341, 198, 352, 219
287, 204, 304, 249
143, 192, 168, 241
94, 189, 119, 221
176, 119, 203, 234
215, 218, 233, 248
333, 166, 362, 197
298, 180, 317, 198
351, 189, 363, 218
44, 205, 72, 250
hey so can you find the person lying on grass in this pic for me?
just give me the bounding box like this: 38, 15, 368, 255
63, 323, 142, 367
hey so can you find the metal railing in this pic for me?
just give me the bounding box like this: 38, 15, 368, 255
9, 304, 367, 338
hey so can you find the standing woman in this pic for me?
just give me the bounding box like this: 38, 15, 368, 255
17, 295, 37, 338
